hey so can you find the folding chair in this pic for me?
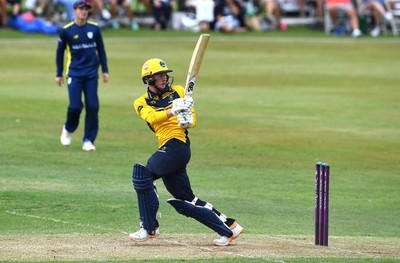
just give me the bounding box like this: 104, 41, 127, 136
385, 0, 400, 35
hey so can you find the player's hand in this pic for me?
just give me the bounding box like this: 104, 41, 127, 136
183, 97, 194, 111
102, 73, 109, 83
171, 97, 194, 115
178, 111, 193, 128
171, 98, 185, 115
55, 77, 64, 86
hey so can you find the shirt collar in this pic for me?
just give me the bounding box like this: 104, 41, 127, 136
147, 85, 172, 99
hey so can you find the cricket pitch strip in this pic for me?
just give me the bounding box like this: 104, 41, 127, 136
1, 234, 399, 261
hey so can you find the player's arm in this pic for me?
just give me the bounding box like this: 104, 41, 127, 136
55, 30, 67, 86
134, 97, 170, 125
95, 29, 109, 84
134, 96, 192, 123
95, 27, 109, 75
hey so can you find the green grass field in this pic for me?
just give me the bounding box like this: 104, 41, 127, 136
1, 28, 400, 262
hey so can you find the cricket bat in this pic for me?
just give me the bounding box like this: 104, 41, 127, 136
184, 34, 211, 97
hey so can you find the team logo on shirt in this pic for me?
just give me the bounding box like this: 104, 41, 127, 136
87, 32, 93, 39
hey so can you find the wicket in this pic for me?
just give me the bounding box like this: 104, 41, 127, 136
315, 162, 330, 246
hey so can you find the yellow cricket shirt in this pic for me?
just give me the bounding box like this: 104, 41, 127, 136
134, 85, 197, 148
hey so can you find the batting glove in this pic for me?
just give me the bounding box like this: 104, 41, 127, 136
171, 98, 186, 115
171, 97, 194, 115
178, 111, 193, 128
183, 97, 194, 111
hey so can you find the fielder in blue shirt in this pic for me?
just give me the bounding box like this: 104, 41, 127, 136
56, 0, 109, 152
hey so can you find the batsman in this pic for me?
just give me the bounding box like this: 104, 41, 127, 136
130, 58, 243, 246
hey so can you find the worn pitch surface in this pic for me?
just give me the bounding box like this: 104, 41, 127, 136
1, 234, 399, 261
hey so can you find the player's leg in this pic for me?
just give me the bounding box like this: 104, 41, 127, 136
129, 163, 160, 241
145, 138, 243, 245
150, 139, 242, 245
60, 76, 83, 146
165, 173, 243, 246
65, 76, 84, 133
129, 140, 183, 242
82, 77, 99, 145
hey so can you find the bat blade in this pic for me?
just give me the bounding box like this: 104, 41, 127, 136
184, 34, 210, 97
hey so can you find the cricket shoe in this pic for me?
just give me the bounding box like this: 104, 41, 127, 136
129, 226, 160, 242
82, 139, 96, 152
60, 125, 72, 146
213, 222, 243, 246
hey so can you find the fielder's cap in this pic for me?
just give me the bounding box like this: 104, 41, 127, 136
73, 0, 92, 9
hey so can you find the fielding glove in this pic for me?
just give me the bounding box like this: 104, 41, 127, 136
178, 111, 193, 128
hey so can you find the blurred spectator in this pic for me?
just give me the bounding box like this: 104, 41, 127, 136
298, 0, 306, 16
187, 0, 215, 31
1, 0, 22, 27
109, 0, 139, 30
54, 0, 111, 21
175, 0, 187, 10
306, 0, 325, 29
90, 0, 111, 20
56, 0, 76, 20
1, 0, 21, 28
152, 0, 174, 30
24, 0, 54, 20
359, 0, 393, 36
388, 0, 398, 10
139, 0, 153, 10
8, 0, 20, 17
243, 0, 262, 31
326, 0, 362, 37
259, 0, 287, 30
1, 0, 8, 27
7, 9, 58, 33
213, 0, 247, 32
298, 0, 322, 18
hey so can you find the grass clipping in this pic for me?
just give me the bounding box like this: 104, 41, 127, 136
1, 234, 399, 261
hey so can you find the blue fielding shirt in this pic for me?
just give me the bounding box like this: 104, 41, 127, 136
56, 20, 108, 78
